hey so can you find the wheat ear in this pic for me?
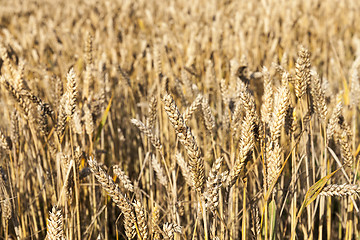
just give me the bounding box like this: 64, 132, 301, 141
131, 119, 162, 150
295, 46, 311, 99
320, 184, 360, 197
88, 157, 136, 239
113, 165, 134, 192
46, 206, 65, 240
133, 200, 149, 240
163, 94, 204, 192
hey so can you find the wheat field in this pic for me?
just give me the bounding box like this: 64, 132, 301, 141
0, 0, 360, 239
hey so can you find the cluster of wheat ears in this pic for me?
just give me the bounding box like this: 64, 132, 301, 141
1, 0, 360, 239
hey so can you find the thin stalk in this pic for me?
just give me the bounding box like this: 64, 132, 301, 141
242, 178, 247, 240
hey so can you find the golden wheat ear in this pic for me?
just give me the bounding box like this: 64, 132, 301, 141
46, 206, 65, 240
163, 93, 204, 192
88, 157, 137, 239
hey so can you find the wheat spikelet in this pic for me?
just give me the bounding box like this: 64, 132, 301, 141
25, 90, 54, 118
220, 78, 229, 106
205, 157, 226, 212
153, 43, 163, 78
10, 110, 19, 144
295, 46, 311, 99
350, 56, 360, 107
56, 97, 67, 138
250, 204, 261, 238
71, 110, 83, 135
131, 119, 162, 150
0, 44, 15, 80
0, 171, 11, 228
152, 205, 161, 240
183, 94, 203, 124
201, 96, 215, 132
162, 223, 182, 240
231, 100, 243, 132
146, 96, 158, 129
65, 68, 77, 118
56, 69, 77, 137
228, 112, 254, 186
84, 102, 95, 136
310, 70, 327, 123
270, 81, 290, 142
151, 154, 167, 186
260, 66, 273, 124
14, 58, 25, 91
237, 80, 256, 123
163, 94, 204, 192
46, 206, 65, 240
181, 69, 195, 98
0, 76, 32, 119
84, 32, 94, 99
0, 129, 11, 151
338, 131, 353, 169
113, 165, 134, 192
175, 152, 192, 186
208, 157, 223, 180
266, 141, 282, 190
237, 80, 260, 139
320, 184, 360, 197
133, 200, 148, 240
205, 171, 227, 213
58, 153, 74, 202
326, 96, 343, 140
88, 157, 136, 239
